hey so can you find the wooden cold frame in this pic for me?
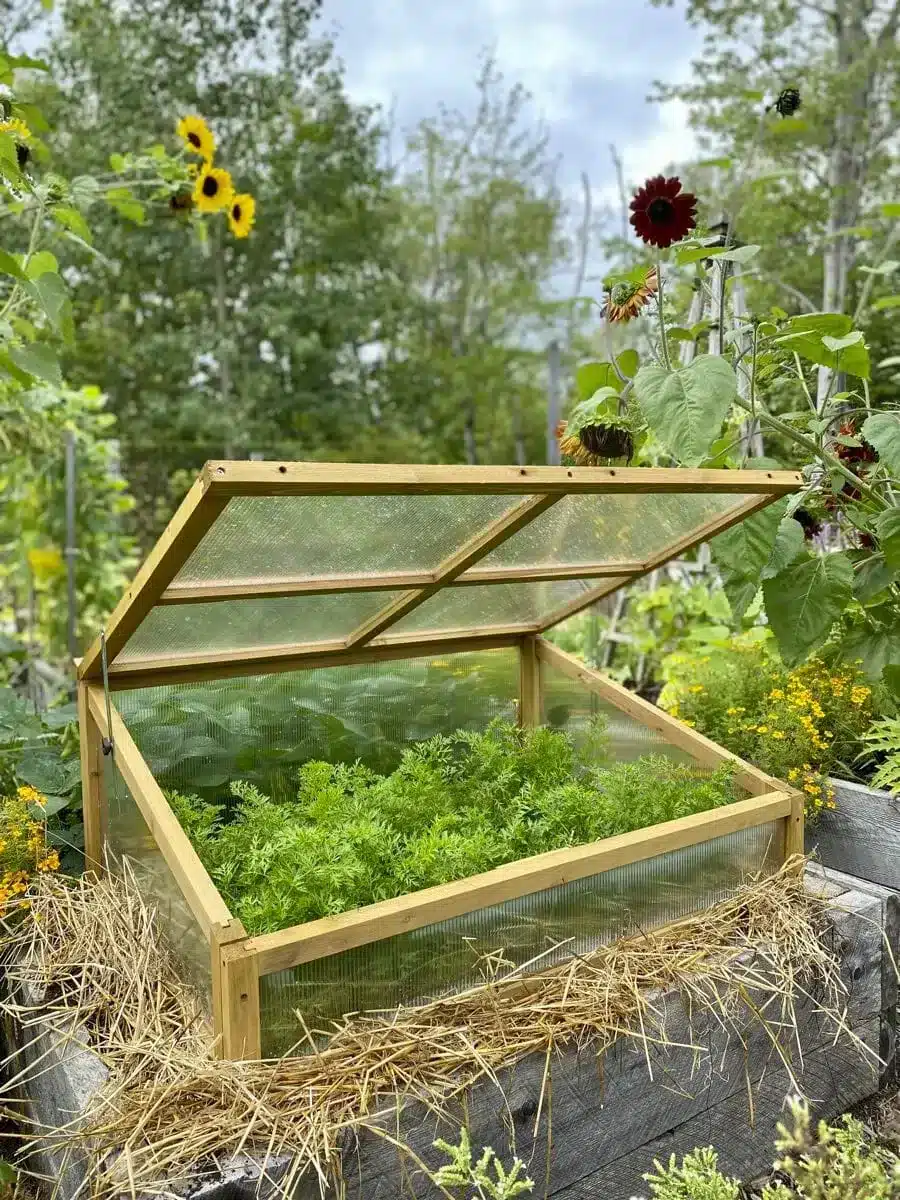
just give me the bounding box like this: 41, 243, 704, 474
77, 463, 802, 688
78, 634, 802, 1059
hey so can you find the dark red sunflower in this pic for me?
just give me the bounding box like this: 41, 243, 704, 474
629, 176, 698, 249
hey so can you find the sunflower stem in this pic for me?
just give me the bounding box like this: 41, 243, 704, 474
731, 394, 888, 510
655, 261, 671, 372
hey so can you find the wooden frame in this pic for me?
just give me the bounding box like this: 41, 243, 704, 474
84, 636, 802, 1060
75, 461, 804, 1059
77, 462, 801, 686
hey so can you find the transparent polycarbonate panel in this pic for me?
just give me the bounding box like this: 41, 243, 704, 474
103, 757, 212, 1009
478, 492, 756, 570
174, 494, 526, 585
389, 578, 630, 636
541, 655, 698, 766
258, 819, 783, 1055
116, 649, 521, 805
118, 591, 405, 661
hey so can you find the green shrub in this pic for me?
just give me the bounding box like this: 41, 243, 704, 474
170, 720, 740, 935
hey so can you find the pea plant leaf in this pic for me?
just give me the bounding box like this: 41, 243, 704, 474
862, 412, 900, 476
762, 551, 854, 666
633, 355, 737, 466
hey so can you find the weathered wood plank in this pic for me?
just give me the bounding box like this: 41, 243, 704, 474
807, 778, 900, 892
554, 1017, 880, 1200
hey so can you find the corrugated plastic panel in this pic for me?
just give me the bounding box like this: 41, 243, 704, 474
258, 819, 783, 1055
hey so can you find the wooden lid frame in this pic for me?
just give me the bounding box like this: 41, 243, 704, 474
77, 462, 802, 689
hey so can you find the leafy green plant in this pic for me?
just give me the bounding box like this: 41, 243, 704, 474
659, 632, 877, 816
0, 687, 82, 863
429, 1128, 533, 1200
858, 717, 900, 797
632, 1099, 900, 1199
761, 1097, 900, 1199
640, 1147, 740, 1199
170, 719, 740, 935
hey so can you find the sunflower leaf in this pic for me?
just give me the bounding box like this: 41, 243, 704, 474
633, 355, 737, 466
861, 412, 900, 476
873, 509, 900, 570
762, 552, 854, 666
575, 361, 621, 400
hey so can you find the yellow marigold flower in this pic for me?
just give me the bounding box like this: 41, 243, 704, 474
192, 164, 233, 213
177, 114, 215, 160
688, 684, 704, 694
37, 850, 59, 872
228, 193, 255, 239
726, 707, 739, 716
757, 725, 770, 734
768, 689, 784, 700
771, 730, 785, 739
16, 784, 44, 807
0, 117, 31, 141
682, 719, 696, 727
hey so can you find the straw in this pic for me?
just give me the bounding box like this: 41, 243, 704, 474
0, 857, 873, 1198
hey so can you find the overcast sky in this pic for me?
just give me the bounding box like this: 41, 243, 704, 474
317, 0, 701, 223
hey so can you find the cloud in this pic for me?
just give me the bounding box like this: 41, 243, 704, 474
320, 0, 700, 191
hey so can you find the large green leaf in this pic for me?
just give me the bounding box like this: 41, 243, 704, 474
0, 249, 25, 280
774, 317, 870, 379
839, 627, 900, 682
616, 348, 639, 379
633, 355, 737, 465
710, 498, 786, 576
723, 572, 759, 622
8, 343, 61, 384
762, 552, 854, 666
575, 361, 621, 399
760, 514, 806, 580
853, 554, 895, 604
862, 412, 900, 475
874, 509, 900, 570
16, 748, 81, 795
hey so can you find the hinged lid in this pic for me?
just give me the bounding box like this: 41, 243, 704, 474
78, 462, 801, 688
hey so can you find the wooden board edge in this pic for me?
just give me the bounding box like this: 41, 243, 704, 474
219, 940, 261, 1060
102, 629, 529, 690
77, 682, 107, 875
87, 689, 233, 934
249, 790, 793, 977
519, 635, 541, 728
534, 638, 784, 797
78, 477, 228, 679
202, 461, 803, 497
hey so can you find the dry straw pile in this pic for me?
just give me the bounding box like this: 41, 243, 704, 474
0, 858, 875, 1197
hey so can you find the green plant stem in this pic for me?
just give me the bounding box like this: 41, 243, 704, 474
0, 202, 43, 323
731, 394, 888, 509
853, 220, 900, 326
656, 262, 671, 371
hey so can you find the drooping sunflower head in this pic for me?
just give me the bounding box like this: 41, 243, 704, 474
192, 164, 234, 213
629, 176, 697, 250
604, 267, 658, 322
228, 192, 256, 238
177, 115, 215, 161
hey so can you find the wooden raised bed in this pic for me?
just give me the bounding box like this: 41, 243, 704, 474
76, 462, 805, 1060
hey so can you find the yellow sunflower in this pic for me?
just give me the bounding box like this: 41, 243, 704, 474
0, 118, 31, 141
192, 164, 234, 213
228, 193, 256, 238
604, 268, 658, 322
177, 115, 215, 161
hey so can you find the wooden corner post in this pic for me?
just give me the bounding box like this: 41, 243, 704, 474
76, 682, 107, 874
519, 635, 541, 728
215, 932, 261, 1060
784, 789, 806, 860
